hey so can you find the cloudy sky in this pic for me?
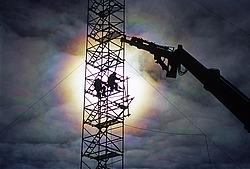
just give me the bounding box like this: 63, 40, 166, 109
1, 0, 250, 169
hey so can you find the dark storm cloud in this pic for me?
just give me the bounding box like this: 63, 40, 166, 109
127, 0, 250, 112
0, 0, 87, 57
0, 0, 86, 168
127, 0, 250, 92
0, 0, 86, 37
0, 140, 80, 169
125, 0, 250, 168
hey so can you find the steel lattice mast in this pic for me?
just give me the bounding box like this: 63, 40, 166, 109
81, 0, 132, 168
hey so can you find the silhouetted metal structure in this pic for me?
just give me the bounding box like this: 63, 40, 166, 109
122, 36, 250, 132
81, 0, 133, 168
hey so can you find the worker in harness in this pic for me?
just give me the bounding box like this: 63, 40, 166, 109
107, 72, 122, 92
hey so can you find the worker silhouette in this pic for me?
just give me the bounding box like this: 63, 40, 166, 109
94, 78, 106, 98
108, 72, 122, 92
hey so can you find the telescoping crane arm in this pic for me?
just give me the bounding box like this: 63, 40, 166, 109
121, 36, 250, 132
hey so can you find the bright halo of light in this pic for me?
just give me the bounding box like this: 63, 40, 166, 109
57, 53, 84, 129
125, 45, 156, 125
58, 42, 156, 130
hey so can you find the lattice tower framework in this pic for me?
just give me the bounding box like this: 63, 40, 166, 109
80, 0, 133, 168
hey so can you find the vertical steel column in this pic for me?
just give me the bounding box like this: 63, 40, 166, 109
81, 0, 132, 168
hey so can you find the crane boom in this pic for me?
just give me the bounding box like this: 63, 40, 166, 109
121, 36, 250, 132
